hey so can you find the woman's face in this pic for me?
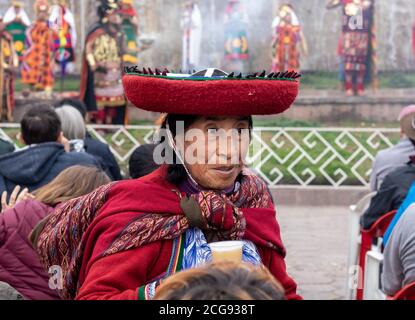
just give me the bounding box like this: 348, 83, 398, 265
177, 116, 251, 190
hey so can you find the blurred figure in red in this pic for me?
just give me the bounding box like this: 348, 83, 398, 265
327, 0, 377, 96
271, 4, 308, 73
21, 0, 56, 96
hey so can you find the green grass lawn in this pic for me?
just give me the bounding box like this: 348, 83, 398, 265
300, 71, 415, 90
14, 77, 81, 93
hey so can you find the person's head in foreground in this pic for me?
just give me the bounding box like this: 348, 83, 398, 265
154, 261, 286, 300
34, 68, 302, 301
399, 105, 415, 141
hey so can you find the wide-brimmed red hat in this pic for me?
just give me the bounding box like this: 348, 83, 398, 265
122, 68, 300, 116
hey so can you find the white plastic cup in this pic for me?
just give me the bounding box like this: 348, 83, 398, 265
209, 241, 244, 263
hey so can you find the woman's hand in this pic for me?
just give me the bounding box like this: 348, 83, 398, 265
1, 186, 34, 213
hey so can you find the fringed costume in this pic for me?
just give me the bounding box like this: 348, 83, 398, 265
271, 4, 307, 72
328, 0, 377, 96
80, 0, 126, 125
21, 0, 56, 93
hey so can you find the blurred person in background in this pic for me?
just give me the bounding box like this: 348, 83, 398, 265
223, 0, 250, 73
80, 0, 127, 125
0, 165, 111, 300
362, 106, 415, 229
21, 0, 56, 96
370, 105, 415, 192
128, 144, 160, 179
0, 11, 19, 122
181, 0, 202, 72
0, 104, 100, 196
326, 0, 376, 96
4, 1, 31, 65
56, 99, 123, 181
271, 4, 308, 72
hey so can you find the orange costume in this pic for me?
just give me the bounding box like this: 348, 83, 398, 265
21, 0, 56, 92
271, 5, 306, 72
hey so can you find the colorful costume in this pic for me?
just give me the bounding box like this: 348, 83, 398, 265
271, 4, 307, 72
224, 0, 249, 72
33, 67, 301, 300
0, 13, 18, 122
3, 1, 31, 64
181, 1, 202, 71
328, 0, 377, 95
118, 0, 139, 66
21, 0, 56, 92
49, 0, 77, 76
80, 0, 126, 125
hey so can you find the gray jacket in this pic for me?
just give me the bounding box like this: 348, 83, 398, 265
0, 282, 24, 300
382, 204, 415, 296
370, 138, 415, 191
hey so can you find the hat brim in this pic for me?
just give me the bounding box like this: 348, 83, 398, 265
122, 74, 299, 116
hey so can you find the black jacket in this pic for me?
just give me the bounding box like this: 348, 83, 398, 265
362, 163, 415, 229
0, 142, 100, 195
84, 134, 122, 181
0, 139, 14, 157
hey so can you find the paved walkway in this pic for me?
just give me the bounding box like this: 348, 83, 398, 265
277, 205, 350, 300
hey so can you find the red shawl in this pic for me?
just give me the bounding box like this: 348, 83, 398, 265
34, 166, 299, 300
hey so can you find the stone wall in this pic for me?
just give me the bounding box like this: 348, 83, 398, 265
1, 0, 415, 72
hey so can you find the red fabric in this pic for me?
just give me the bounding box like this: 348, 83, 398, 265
118, 6, 137, 17
122, 75, 299, 116
75, 167, 300, 300
0, 200, 60, 300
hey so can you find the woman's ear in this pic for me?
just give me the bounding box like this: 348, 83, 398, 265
17, 132, 25, 145
57, 132, 70, 152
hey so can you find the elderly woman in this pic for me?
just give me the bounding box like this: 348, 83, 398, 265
33, 68, 301, 300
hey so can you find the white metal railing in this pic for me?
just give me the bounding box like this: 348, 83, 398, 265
0, 124, 401, 188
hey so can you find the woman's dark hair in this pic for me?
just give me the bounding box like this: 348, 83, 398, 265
160, 114, 253, 186
129, 144, 160, 179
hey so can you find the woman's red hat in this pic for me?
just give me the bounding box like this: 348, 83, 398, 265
122, 68, 300, 116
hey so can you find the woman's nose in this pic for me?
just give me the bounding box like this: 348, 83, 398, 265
217, 133, 239, 161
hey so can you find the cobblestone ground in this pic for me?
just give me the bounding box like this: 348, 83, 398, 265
277, 206, 350, 300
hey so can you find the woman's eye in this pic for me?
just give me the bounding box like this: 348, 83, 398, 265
237, 128, 248, 135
